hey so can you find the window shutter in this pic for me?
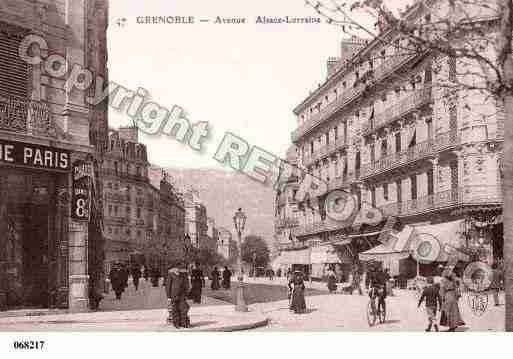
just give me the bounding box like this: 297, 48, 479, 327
0, 22, 29, 98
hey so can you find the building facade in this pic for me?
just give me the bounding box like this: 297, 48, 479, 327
206, 216, 219, 252
101, 127, 154, 269
217, 227, 234, 261
155, 178, 186, 269
0, 0, 109, 311
184, 189, 208, 248
275, 6, 503, 282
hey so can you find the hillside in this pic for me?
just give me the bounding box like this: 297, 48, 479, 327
149, 166, 276, 244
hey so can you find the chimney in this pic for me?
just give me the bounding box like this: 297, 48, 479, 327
340, 36, 367, 65
118, 126, 139, 143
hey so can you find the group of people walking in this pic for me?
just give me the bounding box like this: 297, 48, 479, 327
210, 266, 233, 291
417, 272, 465, 332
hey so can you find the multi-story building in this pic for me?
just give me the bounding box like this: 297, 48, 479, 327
156, 178, 186, 269
275, 7, 503, 282
101, 127, 154, 268
184, 189, 208, 248
206, 216, 219, 252
0, 0, 109, 311
217, 227, 234, 262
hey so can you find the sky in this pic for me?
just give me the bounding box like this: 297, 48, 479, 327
107, 0, 413, 169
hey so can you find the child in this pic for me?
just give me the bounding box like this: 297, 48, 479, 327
418, 276, 442, 332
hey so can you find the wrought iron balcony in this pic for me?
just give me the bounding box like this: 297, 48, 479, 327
363, 87, 432, 135
292, 83, 365, 142
0, 95, 56, 138
378, 185, 502, 217
373, 51, 418, 83
292, 51, 422, 143
360, 131, 460, 179
275, 217, 300, 230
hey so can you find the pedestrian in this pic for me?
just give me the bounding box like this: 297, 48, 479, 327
418, 276, 442, 332
439, 272, 465, 331
490, 262, 503, 306
288, 270, 307, 314
151, 266, 160, 287
109, 263, 124, 300
122, 263, 129, 290
326, 267, 337, 293
189, 262, 205, 304
131, 263, 142, 291
211, 266, 221, 290
222, 266, 232, 289
165, 262, 190, 328
277, 268, 282, 278
352, 268, 363, 295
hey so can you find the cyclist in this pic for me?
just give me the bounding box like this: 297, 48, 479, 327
369, 267, 388, 318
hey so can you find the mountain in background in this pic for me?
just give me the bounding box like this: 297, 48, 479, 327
148, 166, 276, 246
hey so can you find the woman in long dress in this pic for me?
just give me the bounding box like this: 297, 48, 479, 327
288, 271, 307, 314
440, 273, 465, 331
189, 262, 204, 304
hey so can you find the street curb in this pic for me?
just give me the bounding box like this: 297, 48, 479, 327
194, 317, 270, 332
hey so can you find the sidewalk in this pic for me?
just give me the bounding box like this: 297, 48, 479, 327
0, 305, 269, 332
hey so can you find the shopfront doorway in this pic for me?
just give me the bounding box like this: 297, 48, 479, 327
0, 168, 68, 310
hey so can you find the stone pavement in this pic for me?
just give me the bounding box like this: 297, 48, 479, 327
0, 278, 268, 331
246, 278, 505, 331
0, 304, 268, 332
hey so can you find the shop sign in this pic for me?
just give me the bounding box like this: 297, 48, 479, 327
0, 139, 70, 171
71, 160, 93, 221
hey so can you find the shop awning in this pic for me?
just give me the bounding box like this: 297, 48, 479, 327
359, 225, 415, 262
310, 245, 341, 264
413, 219, 465, 261
279, 248, 311, 265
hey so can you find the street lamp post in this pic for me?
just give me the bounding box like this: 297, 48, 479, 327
233, 208, 248, 312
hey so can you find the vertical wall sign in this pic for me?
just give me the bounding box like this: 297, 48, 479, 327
71, 160, 93, 221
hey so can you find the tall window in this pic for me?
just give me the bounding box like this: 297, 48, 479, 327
381, 138, 388, 157
427, 169, 434, 195
410, 175, 417, 200
0, 23, 28, 99
395, 132, 402, 152
334, 126, 338, 140
383, 183, 389, 201
325, 132, 329, 145
396, 180, 402, 203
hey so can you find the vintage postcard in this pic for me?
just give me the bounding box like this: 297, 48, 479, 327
0, 0, 511, 347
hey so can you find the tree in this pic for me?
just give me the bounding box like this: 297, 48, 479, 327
306, 0, 512, 329
241, 235, 271, 269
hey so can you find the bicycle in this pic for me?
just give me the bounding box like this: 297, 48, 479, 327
366, 286, 386, 326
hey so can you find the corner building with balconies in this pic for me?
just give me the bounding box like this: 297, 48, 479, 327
101, 127, 156, 269
0, 0, 109, 311
277, 5, 503, 283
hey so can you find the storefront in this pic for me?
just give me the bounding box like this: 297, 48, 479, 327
0, 140, 93, 311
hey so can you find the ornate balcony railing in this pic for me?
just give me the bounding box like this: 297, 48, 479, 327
378, 185, 502, 217
363, 87, 432, 134
360, 131, 460, 178
0, 95, 56, 138
292, 83, 365, 142
292, 51, 422, 143
275, 217, 300, 230
373, 51, 418, 83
